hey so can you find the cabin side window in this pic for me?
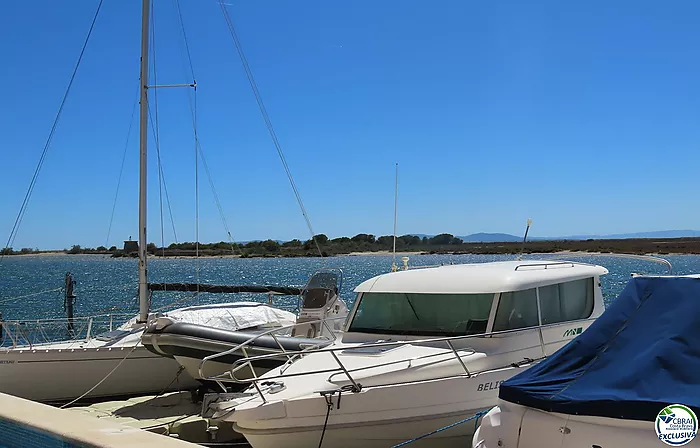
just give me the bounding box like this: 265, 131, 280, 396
492, 288, 539, 331
348, 292, 494, 336
538, 277, 594, 324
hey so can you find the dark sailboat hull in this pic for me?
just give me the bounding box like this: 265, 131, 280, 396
142, 322, 330, 383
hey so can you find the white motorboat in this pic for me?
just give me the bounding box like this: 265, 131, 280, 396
141, 269, 349, 385
473, 274, 700, 448
202, 259, 609, 448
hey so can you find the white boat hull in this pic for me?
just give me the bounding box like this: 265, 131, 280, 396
231, 367, 518, 448
237, 410, 484, 448
0, 345, 199, 403
474, 402, 700, 448
0, 302, 298, 403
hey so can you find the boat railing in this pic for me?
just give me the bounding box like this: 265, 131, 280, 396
0, 313, 135, 349
224, 325, 548, 403
520, 253, 674, 274
514, 261, 575, 271
198, 315, 348, 391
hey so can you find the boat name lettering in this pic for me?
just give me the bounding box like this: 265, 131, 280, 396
0, 360, 15, 365
477, 380, 504, 391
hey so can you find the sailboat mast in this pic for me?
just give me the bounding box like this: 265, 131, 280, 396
392, 162, 398, 272
137, 0, 150, 323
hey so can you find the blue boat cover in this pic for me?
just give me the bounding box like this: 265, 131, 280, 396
499, 276, 700, 422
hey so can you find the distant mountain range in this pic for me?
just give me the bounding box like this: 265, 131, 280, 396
458, 233, 523, 242
237, 230, 700, 245
408, 232, 523, 242
450, 230, 700, 243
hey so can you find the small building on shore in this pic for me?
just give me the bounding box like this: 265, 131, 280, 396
123, 238, 138, 254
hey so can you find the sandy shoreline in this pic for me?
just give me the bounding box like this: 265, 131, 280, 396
341, 250, 426, 257
5, 250, 690, 259
7, 251, 82, 257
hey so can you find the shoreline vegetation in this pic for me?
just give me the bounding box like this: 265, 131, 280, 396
5, 233, 700, 257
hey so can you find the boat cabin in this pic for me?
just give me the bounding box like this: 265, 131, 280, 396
343, 260, 608, 346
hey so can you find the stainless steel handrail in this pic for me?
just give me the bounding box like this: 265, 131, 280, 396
225, 325, 550, 400
227, 339, 479, 385
523, 252, 674, 274
1, 322, 22, 349
0, 313, 134, 325
514, 261, 574, 271
406, 264, 444, 270
323, 346, 478, 384
0, 313, 136, 349
197, 315, 347, 381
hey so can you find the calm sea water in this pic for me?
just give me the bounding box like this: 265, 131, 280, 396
0, 253, 696, 321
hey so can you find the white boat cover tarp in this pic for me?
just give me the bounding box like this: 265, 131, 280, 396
119, 302, 297, 332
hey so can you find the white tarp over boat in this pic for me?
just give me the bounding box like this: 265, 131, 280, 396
119, 302, 297, 332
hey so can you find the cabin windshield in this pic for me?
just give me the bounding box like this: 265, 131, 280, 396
348, 292, 494, 336
301, 272, 340, 309
306, 272, 339, 290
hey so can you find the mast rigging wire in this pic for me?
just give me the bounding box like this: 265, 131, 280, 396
59, 342, 141, 409
165, 0, 201, 282
218, 1, 324, 258
2, 0, 104, 262
172, 0, 236, 254
105, 84, 140, 248
195, 89, 200, 287
198, 147, 236, 252
392, 163, 399, 271
172, 0, 196, 84
0, 287, 64, 306
150, 0, 167, 257
147, 1, 179, 250
148, 106, 179, 245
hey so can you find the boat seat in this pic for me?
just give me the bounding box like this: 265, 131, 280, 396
147, 322, 332, 351
301, 288, 334, 309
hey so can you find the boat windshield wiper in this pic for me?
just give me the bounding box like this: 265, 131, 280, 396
403, 294, 420, 321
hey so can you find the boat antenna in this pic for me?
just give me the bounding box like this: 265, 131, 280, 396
517, 218, 532, 261
392, 163, 399, 272
137, 0, 151, 323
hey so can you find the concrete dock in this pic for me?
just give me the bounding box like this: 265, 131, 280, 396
0, 392, 198, 447
67, 391, 245, 445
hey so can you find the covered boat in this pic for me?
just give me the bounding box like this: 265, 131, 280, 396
474, 275, 700, 448
142, 269, 349, 385
0, 299, 295, 404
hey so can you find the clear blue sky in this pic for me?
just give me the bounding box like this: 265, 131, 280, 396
2, 0, 699, 250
